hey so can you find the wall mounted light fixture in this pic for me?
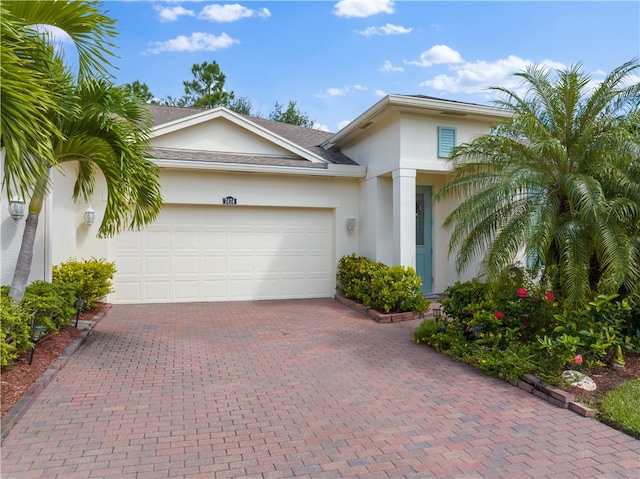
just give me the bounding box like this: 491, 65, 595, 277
8, 196, 26, 223
346, 215, 356, 234
84, 206, 95, 226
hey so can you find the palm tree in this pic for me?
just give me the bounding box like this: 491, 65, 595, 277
3, 2, 163, 302
9, 57, 163, 302
1, 0, 117, 200
435, 60, 640, 307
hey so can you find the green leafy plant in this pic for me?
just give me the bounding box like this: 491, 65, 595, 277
370, 265, 429, 313
336, 254, 429, 313
539, 294, 632, 368
336, 254, 379, 305
52, 258, 116, 309
20, 280, 77, 332
0, 287, 32, 366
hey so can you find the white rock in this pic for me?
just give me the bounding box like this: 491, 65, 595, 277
562, 370, 597, 391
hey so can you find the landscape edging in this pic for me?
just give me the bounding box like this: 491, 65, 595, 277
334, 293, 432, 322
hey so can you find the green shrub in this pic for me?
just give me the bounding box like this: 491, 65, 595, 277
370, 265, 429, 313
336, 254, 378, 305
441, 279, 488, 326
52, 258, 116, 309
0, 287, 32, 367
539, 294, 633, 368
337, 254, 430, 313
21, 280, 77, 332
599, 379, 640, 438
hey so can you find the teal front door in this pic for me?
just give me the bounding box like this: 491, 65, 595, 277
415, 186, 432, 293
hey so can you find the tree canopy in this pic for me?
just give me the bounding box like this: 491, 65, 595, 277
435, 60, 640, 306
126, 62, 316, 127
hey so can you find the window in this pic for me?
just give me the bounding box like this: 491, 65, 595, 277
438, 126, 456, 158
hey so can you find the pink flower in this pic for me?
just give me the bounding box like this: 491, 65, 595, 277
494, 311, 504, 320
517, 288, 528, 298
543, 292, 555, 301
574, 354, 583, 365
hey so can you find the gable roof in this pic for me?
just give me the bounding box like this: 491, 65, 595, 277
324, 94, 512, 150
145, 104, 357, 167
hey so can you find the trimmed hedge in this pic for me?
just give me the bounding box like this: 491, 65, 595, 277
52, 258, 116, 309
336, 254, 429, 313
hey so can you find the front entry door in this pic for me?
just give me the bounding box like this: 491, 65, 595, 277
415, 186, 433, 293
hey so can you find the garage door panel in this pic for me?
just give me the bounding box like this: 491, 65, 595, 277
175, 232, 199, 249
114, 206, 334, 303
145, 281, 171, 301
146, 231, 171, 250
145, 257, 170, 275
175, 256, 199, 274
175, 281, 199, 299
203, 256, 226, 273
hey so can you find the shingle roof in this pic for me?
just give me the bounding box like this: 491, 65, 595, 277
145, 104, 357, 166
151, 148, 327, 169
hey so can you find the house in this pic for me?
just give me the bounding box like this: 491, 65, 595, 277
1, 95, 510, 304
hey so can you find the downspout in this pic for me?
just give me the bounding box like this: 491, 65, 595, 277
44, 191, 53, 282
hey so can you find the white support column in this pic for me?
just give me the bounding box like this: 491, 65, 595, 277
392, 168, 416, 267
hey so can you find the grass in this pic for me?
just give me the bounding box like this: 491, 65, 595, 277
599, 379, 640, 439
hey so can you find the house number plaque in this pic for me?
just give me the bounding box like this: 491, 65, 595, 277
222, 196, 237, 205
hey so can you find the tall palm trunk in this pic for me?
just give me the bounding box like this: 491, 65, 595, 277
8, 173, 48, 303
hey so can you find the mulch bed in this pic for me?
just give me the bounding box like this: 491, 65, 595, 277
1, 303, 109, 418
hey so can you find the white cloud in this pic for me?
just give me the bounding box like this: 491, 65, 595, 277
313, 122, 330, 132
337, 120, 351, 130
420, 55, 569, 96
406, 44, 463, 67
316, 85, 367, 98
154, 5, 195, 22
333, 0, 394, 18
382, 60, 403, 72
357, 23, 412, 36
374, 89, 386, 97
147, 32, 239, 54
199, 4, 271, 22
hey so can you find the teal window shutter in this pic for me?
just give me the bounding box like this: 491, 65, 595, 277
438, 126, 456, 158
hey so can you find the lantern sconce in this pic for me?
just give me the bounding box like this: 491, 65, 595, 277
8, 196, 26, 223
346, 214, 356, 234
84, 206, 95, 226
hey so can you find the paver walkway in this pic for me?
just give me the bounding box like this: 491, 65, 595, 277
2, 299, 639, 478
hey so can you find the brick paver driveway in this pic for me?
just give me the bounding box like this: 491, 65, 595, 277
2, 299, 639, 478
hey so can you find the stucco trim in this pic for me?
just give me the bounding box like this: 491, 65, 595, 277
155, 158, 366, 178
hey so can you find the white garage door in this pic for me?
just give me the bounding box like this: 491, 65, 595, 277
113, 205, 334, 303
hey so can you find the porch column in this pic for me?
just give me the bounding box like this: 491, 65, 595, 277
392, 168, 416, 267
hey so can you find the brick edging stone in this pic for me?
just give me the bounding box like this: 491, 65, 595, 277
1, 305, 111, 443
334, 294, 431, 323
508, 374, 596, 417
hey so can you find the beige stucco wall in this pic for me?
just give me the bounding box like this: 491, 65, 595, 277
26, 165, 359, 292
337, 111, 496, 293
153, 118, 294, 157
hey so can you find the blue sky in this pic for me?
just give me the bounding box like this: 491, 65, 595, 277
95, 1, 639, 131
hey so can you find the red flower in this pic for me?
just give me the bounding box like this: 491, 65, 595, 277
494, 311, 504, 320
468, 308, 473, 314
543, 292, 555, 301
517, 288, 528, 298
521, 320, 530, 328
574, 354, 583, 365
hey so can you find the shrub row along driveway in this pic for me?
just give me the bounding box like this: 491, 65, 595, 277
2, 299, 638, 478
